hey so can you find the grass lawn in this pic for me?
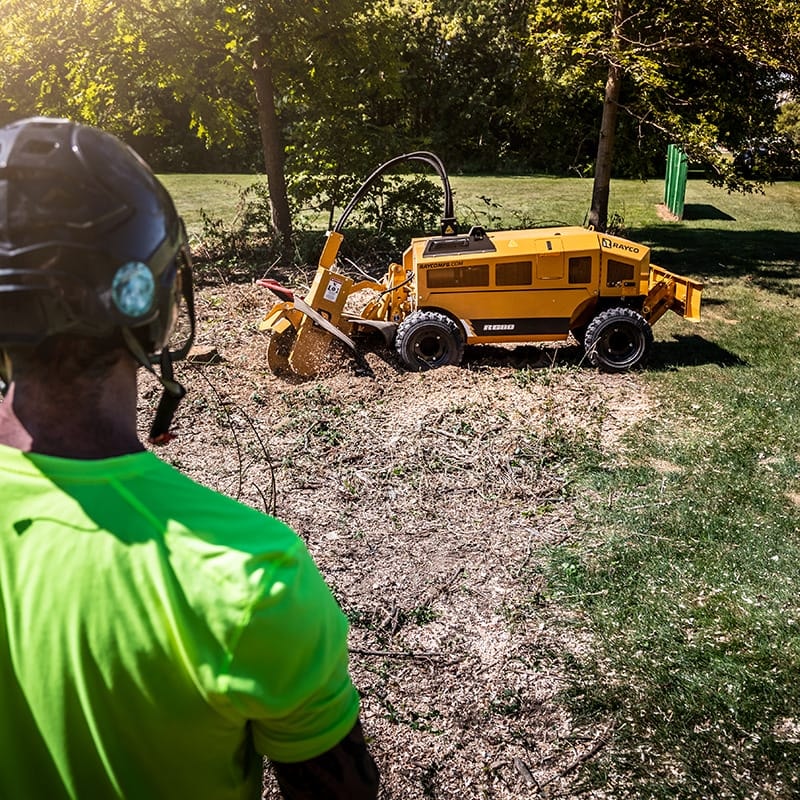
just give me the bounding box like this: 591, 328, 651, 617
159, 173, 260, 236
161, 172, 800, 798
545, 278, 800, 796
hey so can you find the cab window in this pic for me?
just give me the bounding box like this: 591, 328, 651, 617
496, 261, 532, 286
607, 259, 634, 286
568, 256, 592, 284
426, 264, 490, 288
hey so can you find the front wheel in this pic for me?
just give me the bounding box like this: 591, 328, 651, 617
394, 310, 465, 371
584, 307, 653, 372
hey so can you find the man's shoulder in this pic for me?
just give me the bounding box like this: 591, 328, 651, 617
144, 453, 263, 510
140, 456, 328, 639
141, 453, 301, 552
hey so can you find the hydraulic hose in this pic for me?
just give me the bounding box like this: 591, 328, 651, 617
333, 151, 457, 236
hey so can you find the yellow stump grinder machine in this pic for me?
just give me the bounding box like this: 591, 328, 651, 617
258, 152, 703, 377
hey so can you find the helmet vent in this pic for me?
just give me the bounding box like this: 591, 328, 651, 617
21, 140, 58, 157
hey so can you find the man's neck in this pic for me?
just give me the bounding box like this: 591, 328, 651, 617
0, 361, 145, 459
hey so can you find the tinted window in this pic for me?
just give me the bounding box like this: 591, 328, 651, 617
496, 261, 532, 286
426, 264, 490, 288
607, 259, 634, 286
568, 256, 592, 284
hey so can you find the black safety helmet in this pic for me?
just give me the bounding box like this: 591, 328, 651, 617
0, 117, 196, 442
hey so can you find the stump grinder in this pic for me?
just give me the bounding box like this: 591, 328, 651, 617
258, 152, 703, 377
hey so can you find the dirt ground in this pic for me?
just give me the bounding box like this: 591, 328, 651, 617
137, 281, 649, 799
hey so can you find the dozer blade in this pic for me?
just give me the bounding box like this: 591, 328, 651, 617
645, 265, 704, 325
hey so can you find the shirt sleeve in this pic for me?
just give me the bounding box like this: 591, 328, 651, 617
219, 538, 361, 763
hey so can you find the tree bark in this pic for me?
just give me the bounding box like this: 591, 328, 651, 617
252, 46, 292, 245
588, 2, 625, 232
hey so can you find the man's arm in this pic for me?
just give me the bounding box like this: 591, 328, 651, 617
271, 718, 379, 800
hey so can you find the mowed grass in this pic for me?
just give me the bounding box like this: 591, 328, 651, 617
159, 173, 260, 237
162, 171, 800, 798
544, 283, 800, 797
161, 171, 800, 279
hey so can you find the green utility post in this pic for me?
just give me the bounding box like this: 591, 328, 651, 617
664, 144, 688, 219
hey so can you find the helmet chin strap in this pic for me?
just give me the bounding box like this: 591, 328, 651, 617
0, 350, 10, 396
122, 327, 186, 444
122, 258, 197, 445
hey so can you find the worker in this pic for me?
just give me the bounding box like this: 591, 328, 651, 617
0, 117, 379, 800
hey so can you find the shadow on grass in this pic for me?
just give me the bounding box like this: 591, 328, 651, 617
649, 334, 747, 370
463, 343, 582, 370
633, 227, 800, 281
682, 204, 736, 221
752, 271, 800, 298
461, 336, 744, 372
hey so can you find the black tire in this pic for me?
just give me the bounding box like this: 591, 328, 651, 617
394, 310, 465, 371
584, 307, 653, 372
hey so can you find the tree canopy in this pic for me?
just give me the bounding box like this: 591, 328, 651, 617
1, 0, 797, 236
530, 0, 800, 226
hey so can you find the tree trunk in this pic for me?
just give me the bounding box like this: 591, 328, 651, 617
252, 47, 292, 245
588, 3, 625, 232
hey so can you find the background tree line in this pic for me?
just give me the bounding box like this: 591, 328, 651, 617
1, 0, 799, 237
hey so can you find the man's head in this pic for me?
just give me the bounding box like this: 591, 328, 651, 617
0, 117, 195, 441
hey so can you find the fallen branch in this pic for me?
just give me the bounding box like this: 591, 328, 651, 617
559, 723, 614, 777
421, 565, 465, 606
534, 723, 614, 791
513, 757, 538, 788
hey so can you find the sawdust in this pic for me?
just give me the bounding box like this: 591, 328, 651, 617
138, 281, 650, 799
655, 203, 681, 222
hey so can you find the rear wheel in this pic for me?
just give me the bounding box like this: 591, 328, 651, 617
395, 310, 465, 371
584, 307, 653, 372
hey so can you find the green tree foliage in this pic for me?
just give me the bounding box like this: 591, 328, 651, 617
368, 0, 530, 168
282, 0, 543, 227
1, 0, 798, 241
776, 100, 800, 147
0, 0, 251, 158
530, 0, 800, 229
0, 0, 360, 242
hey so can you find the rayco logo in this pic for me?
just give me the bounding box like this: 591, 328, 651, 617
601, 237, 641, 254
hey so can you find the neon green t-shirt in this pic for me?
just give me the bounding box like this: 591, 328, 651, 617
0, 443, 360, 800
